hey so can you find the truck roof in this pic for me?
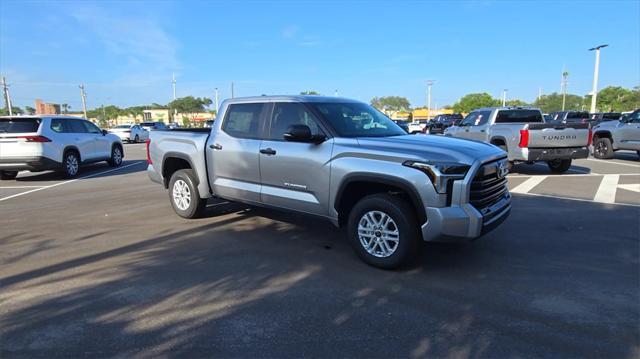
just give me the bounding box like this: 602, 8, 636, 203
0, 115, 86, 120
472, 106, 541, 112
222, 95, 362, 105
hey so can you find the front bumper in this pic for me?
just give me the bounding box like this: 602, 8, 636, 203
524, 147, 589, 161
0, 156, 61, 172
421, 197, 511, 242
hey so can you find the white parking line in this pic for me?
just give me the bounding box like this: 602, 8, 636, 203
513, 192, 640, 208
585, 158, 640, 169
510, 176, 546, 194
593, 175, 619, 204
0, 161, 145, 202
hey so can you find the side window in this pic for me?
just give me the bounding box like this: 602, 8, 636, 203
268, 103, 322, 140
82, 120, 102, 134
461, 113, 478, 126
476, 111, 492, 126
68, 119, 88, 133
51, 119, 65, 133
222, 103, 265, 139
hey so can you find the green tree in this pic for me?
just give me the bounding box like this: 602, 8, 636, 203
452, 93, 500, 113
370, 96, 411, 115
1, 106, 23, 115
506, 99, 529, 107
300, 90, 320, 95
168, 96, 213, 114
595, 86, 640, 112
533, 93, 584, 113
24, 106, 36, 115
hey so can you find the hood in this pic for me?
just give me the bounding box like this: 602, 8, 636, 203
355, 135, 504, 165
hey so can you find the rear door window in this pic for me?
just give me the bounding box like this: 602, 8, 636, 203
475, 111, 493, 126
495, 110, 544, 123
268, 102, 323, 140
0, 117, 41, 133
222, 103, 265, 139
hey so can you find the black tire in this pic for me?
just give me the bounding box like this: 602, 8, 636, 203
547, 159, 572, 173
61, 151, 80, 178
496, 145, 514, 171
347, 193, 420, 269
107, 145, 123, 167
134, 135, 139, 143
593, 137, 614, 159
168, 169, 207, 219
0, 170, 18, 180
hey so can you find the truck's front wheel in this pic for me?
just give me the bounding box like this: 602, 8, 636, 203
169, 169, 207, 219
347, 193, 420, 269
547, 159, 572, 173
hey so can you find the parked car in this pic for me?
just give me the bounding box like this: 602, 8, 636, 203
407, 120, 429, 134
427, 114, 464, 134
392, 120, 409, 133
140, 121, 167, 131
167, 122, 181, 129
108, 124, 149, 143
445, 107, 590, 173
589, 112, 622, 123
204, 120, 215, 129
592, 109, 640, 159
146, 96, 511, 269
549, 111, 591, 124
0, 116, 124, 179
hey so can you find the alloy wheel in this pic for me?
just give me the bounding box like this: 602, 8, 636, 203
172, 179, 191, 211
357, 210, 400, 258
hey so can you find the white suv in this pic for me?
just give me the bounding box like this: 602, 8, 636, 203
0, 116, 124, 180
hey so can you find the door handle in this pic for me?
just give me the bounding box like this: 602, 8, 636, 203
259, 148, 276, 155
210, 143, 223, 150
480, 129, 485, 132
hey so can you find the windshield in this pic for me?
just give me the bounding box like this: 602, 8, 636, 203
309, 102, 406, 137
0, 117, 41, 133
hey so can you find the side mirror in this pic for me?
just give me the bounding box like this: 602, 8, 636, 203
284, 124, 313, 142
102, 129, 108, 136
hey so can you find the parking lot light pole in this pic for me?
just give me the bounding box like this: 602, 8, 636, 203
502, 89, 507, 106
426, 80, 434, 121
589, 44, 608, 113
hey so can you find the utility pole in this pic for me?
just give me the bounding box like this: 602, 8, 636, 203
426, 80, 434, 121
214, 88, 219, 113
231, 82, 235, 98
502, 89, 508, 106
538, 87, 542, 101
2, 77, 13, 116
79, 84, 87, 119
561, 69, 569, 111
589, 44, 608, 113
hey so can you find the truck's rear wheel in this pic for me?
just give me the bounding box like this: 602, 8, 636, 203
169, 169, 207, 219
547, 159, 572, 173
347, 193, 420, 269
593, 137, 614, 159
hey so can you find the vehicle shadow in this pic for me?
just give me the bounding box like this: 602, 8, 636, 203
1, 195, 638, 358
613, 150, 640, 162
14, 160, 146, 182
508, 162, 592, 175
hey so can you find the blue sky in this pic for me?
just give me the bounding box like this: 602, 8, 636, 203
1, 0, 638, 110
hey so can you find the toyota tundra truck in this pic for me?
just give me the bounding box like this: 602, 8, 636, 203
147, 96, 511, 269
444, 107, 591, 173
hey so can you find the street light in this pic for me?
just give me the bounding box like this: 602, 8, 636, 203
588, 44, 608, 113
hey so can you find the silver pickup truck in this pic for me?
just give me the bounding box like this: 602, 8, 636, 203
147, 96, 511, 269
444, 107, 590, 173
592, 109, 640, 159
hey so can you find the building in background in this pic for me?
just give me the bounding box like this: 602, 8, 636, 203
34, 99, 60, 115
412, 108, 453, 120
142, 109, 170, 123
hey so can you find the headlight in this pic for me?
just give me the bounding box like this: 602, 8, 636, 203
403, 160, 470, 194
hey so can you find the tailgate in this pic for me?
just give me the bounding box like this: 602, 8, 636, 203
526, 123, 590, 148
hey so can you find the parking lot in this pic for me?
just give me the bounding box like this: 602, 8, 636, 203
1, 143, 639, 357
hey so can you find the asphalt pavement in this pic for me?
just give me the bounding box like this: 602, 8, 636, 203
1, 143, 639, 358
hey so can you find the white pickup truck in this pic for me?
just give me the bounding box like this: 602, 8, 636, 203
445, 107, 591, 173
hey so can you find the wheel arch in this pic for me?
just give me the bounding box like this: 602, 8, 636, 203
62, 145, 81, 162
162, 152, 198, 188
334, 174, 427, 227
593, 130, 613, 143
